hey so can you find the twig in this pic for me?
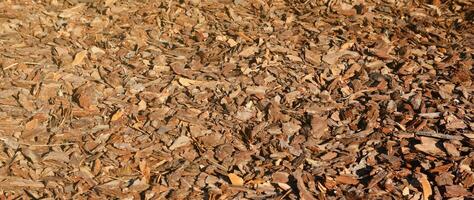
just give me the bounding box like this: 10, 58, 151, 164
279, 189, 292, 200
418, 112, 441, 118
0, 137, 76, 147
20, 142, 76, 147
415, 131, 464, 140
3, 63, 18, 70
23, 62, 41, 65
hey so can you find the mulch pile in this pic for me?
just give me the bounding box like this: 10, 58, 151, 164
0, 0, 473, 199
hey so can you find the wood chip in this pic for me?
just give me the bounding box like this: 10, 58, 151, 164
228, 173, 244, 186
71, 50, 87, 66
335, 175, 359, 185
415, 131, 464, 140
293, 169, 316, 200
2, 0, 472, 198
169, 136, 191, 150
415, 137, 445, 156
417, 173, 432, 200
444, 185, 471, 198
239, 46, 259, 57
110, 109, 125, 121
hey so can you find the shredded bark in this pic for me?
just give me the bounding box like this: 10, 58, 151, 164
0, 0, 473, 199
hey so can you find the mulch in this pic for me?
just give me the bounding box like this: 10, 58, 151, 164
0, 0, 473, 199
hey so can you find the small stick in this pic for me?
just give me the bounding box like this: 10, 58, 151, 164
0, 137, 75, 147
279, 189, 292, 200
18, 142, 76, 147
368, 170, 388, 188
3, 63, 18, 70
418, 112, 441, 118
415, 131, 464, 140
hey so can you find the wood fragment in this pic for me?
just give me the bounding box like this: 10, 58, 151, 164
415, 131, 464, 140
1, 0, 472, 198
228, 173, 244, 186
417, 173, 432, 200
71, 50, 87, 66
368, 170, 388, 188
293, 169, 316, 200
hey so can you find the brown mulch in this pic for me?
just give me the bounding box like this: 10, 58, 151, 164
0, 0, 473, 199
